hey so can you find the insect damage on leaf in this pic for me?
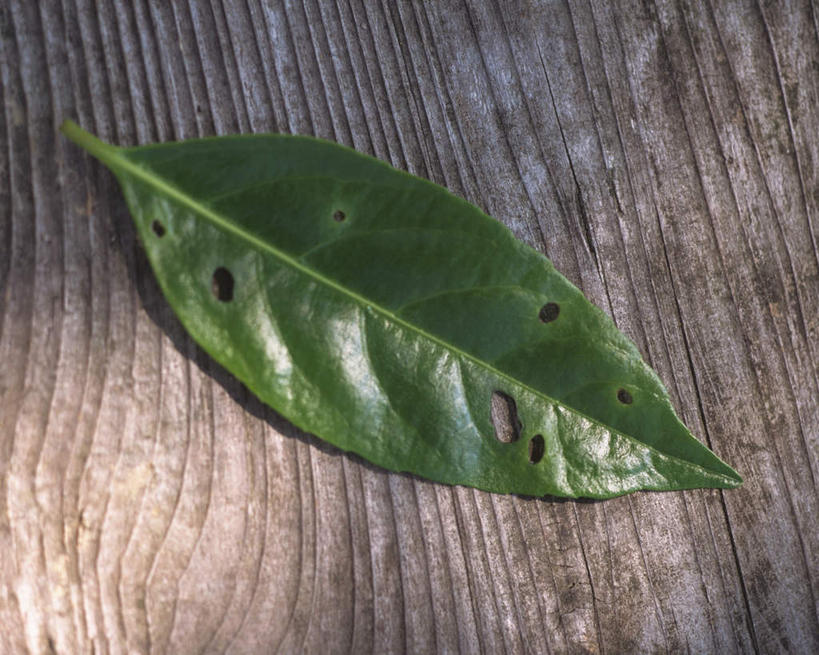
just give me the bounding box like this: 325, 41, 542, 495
60, 119, 742, 499
490, 390, 522, 444
528, 435, 545, 465
538, 302, 560, 323
211, 267, 235, 302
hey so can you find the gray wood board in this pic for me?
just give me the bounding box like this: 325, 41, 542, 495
1, 1, 817, 653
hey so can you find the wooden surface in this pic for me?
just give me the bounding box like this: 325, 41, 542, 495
1, 1, 817, 653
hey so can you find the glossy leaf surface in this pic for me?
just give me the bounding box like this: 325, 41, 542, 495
62, 120, 741, 498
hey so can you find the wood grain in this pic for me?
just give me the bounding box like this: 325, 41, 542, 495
1, 1, 817, 653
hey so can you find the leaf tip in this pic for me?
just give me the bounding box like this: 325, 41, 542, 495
709, 451, 743, 489
723, 468, 743, 488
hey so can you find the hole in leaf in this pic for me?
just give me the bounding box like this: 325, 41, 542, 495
529, 434, 545, 464
490, 391, 522, 443
333, 209, 346, 222
151, 220, 166, 237
617, 388, 633, 405
539, 302, 560, 323
211, 267, 234, 302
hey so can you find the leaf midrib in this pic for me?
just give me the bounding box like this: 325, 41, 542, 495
62, 121, 736, 483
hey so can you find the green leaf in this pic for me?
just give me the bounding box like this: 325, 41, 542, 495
61, 120, 741, 499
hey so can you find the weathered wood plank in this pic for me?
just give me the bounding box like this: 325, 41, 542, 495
1, 0, 817, 653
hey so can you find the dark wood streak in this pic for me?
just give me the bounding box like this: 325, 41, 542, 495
1, 0, 817, 653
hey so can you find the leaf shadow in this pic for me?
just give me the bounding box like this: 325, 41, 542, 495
108, 177, 603, 506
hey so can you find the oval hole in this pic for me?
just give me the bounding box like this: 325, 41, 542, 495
617, 388, 633, 405
211, 267, 234, 302
151, 220, 166, 237
490, 391, 522, 444
529, 435, 545, 464
539, 302, 560, 323
333, 209, 346, 222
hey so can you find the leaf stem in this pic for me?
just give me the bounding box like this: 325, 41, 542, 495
60, 120, 121, 168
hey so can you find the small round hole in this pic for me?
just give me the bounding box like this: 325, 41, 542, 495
211, 267, 234, 302
151, 220, 166, 237
617, 388, 633, 405
528, 434, 545, 464
333, 210, 346, 222
539, 302, 560, 323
